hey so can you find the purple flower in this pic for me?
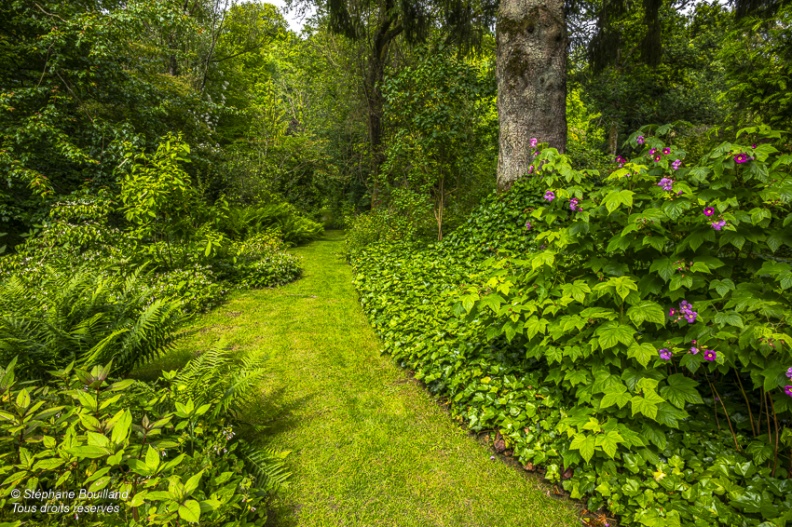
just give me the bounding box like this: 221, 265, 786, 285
528, 165, 534, 174
785, 386, 792, 398
649, 148, 657, 155
525, 221, 532, 231
786, 366, 792, 379
658, 178, 674, 191
569, 198, 580, 211
690, 347, 699, 355
663, 147, 671, 155
668, 308, 677, 317
680, 300, 691, 310
637, 135, 645, 145
703, 349, 717, 362
544, 190, 555, 202
684, 311, 698, 324
703, 207, 715, 217
671, 159, 682, 170
752, 143, 757, 149
654, 155, 662, 162
711, 220, 727, 231
530, 137, 538, 148
615, 155, 627, 166
734, 153, 749, 164
659, 348, 672, 361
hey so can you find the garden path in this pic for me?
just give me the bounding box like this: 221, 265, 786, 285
171, 231, 579, 527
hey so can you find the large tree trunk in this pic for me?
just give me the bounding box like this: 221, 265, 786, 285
496, 0, 567, 190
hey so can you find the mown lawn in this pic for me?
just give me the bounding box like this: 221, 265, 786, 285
141, 231, 580, 527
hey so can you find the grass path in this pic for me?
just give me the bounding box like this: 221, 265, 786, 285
154, 231, 579, 527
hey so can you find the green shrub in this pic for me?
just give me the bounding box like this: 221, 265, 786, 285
0, 149, 305, 315
0, 354, 288, 526
344, 208, 425, 256
149, 266, 229, 314
352, 126, 792, 527
213, 233, 302, 289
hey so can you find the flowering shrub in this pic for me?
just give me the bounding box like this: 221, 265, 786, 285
352, 125, 792, 527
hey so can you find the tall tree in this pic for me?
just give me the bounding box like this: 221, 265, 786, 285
296, 0, 495, 206
496, 0, 567, 190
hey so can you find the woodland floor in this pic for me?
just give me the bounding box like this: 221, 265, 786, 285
143, 231, 580, 527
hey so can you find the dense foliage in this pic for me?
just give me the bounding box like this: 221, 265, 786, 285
3, 0, 792, 524
0, 353, 289, 526
351, 127, 792, 526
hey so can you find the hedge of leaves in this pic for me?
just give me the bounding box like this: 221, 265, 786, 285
351, 126, 792, 527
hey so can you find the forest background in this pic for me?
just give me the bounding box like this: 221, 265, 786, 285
0, 0, 791, 525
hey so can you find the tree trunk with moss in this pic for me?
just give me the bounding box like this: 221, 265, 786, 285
496, 0, 567, 190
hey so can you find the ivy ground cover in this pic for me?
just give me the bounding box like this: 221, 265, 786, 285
351, 126, 792, 527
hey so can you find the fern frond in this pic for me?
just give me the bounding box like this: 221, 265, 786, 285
237, 440, 291, 493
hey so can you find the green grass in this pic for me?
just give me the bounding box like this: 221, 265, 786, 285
143, 231, 580, 527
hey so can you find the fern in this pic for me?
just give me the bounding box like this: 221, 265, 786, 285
173, 349, 291, 493
175, 348, 267, 418
0, 266, 186, 379
222, 203, 323, 245
237, 441, 291, 493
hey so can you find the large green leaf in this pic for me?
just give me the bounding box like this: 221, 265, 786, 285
602, 189, 635, 214
660, 374, 703, 409
179, 500, 201, 523
626, 301, 666, 327
630, 390, 664, 420
595, 431, 624, 458
570, 433, 597, 463
596, 322, 636, 350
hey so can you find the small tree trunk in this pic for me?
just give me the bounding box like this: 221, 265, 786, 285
608, 121, 619, 155
434, 176, 445, 241
496, 0, 567, 190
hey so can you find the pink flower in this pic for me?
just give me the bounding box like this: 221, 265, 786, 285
658, 178, 674, 191
663, 147, 670, 155
649, 148, 657, 155
637, 135, 645, 145
668, 308, 677, 317
654, 155, 662, 162
671, 159, 682, 170
703, 349, 717, 362
525, 221, 532, 230
659, 348, 672, 361
544, 190, 555, 202
530, 137, 538, 148
703, 207, 715, 217
734, 153, 749, 164
690, 347, 699, 355
711, 220, 726, 231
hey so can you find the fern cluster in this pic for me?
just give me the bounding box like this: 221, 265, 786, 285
222, 203, 324, 245
0, 267, 185, 378
174, 349, 292, 493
